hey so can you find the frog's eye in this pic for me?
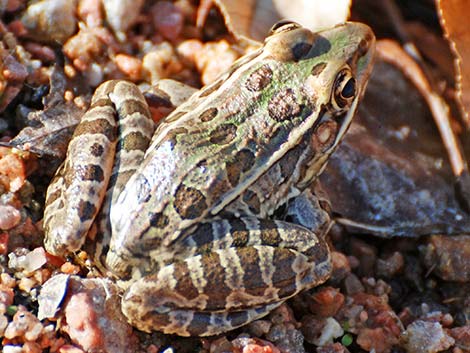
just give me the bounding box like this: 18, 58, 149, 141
331, 67, 356, 111
269, 20, 302, 35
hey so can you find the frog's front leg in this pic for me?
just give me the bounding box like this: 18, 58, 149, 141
121, 217, 332, 336
43, 79, 196, 260
43, 80, 155, 256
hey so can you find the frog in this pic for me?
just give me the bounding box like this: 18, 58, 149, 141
43, 21, 375, 336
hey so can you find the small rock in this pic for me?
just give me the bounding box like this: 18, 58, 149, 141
102, 0, 144, 37
401, 320, 455, 353
356, 327, 397, 353
61, 276, 139, 353
151, 1, 184, 41
449, 325, 470, 348
4, 305, 44, 340
314, 317, 344, 346
248, 319, 272, 336
330, 251, 351, 283
231, 337, 281, 353
0, 205, 21, 230
23, 247, 47, 273
114, 54, 142, 81
3, 345, 23, 353
343, 273, 364, 295
376, 251, 404, 277
349, 238, 377, 277
420, 235, 470, 282
0, 285, 14, 307
317, 342, 351, 353
38, 274, 69, 320
21, 0, 77, 43
309, 287, 345, 317
77, 0, 103, 27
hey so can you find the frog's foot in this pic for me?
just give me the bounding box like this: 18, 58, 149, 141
121, 217, 332, 336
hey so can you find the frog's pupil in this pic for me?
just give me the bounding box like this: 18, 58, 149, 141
342, 78, 356, 98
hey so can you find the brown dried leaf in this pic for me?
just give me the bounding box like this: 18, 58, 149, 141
9, 69, 86, 159
208, 0, 351, 42
437, 0, 470, 127
207, 0, 279, 41
376, 40, 467, 179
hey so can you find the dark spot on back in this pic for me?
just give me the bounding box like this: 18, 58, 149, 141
89, 142, 104, 157
268, 88, 301, 122
199, 107, 218, 122
174, 184, 207, 219
226, 149, 255, 186
245, 64, 273, 92
77, 200, 97, 222
75, 164, 104, 182
209, 124, 237, 145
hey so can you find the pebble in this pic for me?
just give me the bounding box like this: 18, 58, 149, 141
102, 0, 144, 38
0, 204, 21, 230
401, 320, 455, 353
421, 235, 470, 281
21, 0, 77, 43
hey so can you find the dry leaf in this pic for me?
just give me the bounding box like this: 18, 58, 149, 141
208, 0, 351, 42
437, 0, 470, 127
203, 0, 279, 42
9, 69, 86, 159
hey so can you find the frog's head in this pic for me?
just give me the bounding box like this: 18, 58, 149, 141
262, 20, 375, 187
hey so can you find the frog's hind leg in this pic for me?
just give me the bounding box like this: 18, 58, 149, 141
131, 301, 283, 337
121, 217, 332, 336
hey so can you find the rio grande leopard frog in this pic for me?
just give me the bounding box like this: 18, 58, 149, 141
43, 21, 375, 336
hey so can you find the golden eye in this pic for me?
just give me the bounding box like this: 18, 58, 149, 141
269, 20, 301, 35
331, 67, 356, 111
